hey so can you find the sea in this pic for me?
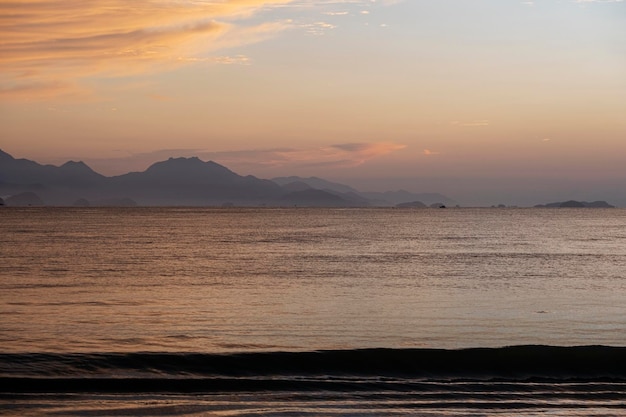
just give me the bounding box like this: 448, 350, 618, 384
1, 207, 625, 416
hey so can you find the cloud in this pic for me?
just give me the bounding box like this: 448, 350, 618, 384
79, 142, 407, 175
423, 149, 440, 156
0, 80, 91, 101
330, 142, 407, 163
0, 0, 404, 101
302, 21, 337, 35
0, 0, 292, 100
323, 11, 349, 16
177, 55, 251, 65
219, 142, 406, 170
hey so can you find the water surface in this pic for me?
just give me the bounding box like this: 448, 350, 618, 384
1, 207, 625, 415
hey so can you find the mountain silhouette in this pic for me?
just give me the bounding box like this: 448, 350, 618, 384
275, 177, 371, 206
0, 149, 458, 207
4, 192, 45, 206
396, 201, 427, 208
119, 157, 240, 184
534, 200, 615, 208
272, 176, 359, 194
279, 181, 314, 193
0, 151, 104, 188
273, 176, 456, 207
58, 161, 105, 182
108, 157, 283, 205
280, 189, 351, 207
361, 190, 457, 207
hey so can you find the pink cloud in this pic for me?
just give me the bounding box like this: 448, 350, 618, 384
0, 0, 292, 100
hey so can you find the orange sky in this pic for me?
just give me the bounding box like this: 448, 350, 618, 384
1, 0, 625, 205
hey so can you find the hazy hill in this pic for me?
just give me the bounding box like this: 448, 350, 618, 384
4, 192, 45, 207
534, 200, 615, 208
272, 176, 454, 206
279, 181, 314, 193
1, 150, 108, 205
325, 190, 371, 206
117, 157, 241, 185
108, 157, 284, 205
396, 201, 427, 208
0, 150, 105, 187
1, 149, 455, 207
275, 179, 371, 207
272, 176, 359, 194
0, 150, 287, 206
280, 189, 352, 207
360, 190, 457, 207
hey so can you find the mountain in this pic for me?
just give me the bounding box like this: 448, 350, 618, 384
360, 190, 457, 206
396, 201, 427, 208
4, 192, 44, 207
117, 157, 240, 184
0, 149, 14, 161
0, 150, 313, 206
0, 149, 457, 207
56, 161, 106, 186
534, 200, 615, 208
280, 189, 352, 207
272, 176, 455, 206
108, 157, 284, 205
325, 190, 371, 206
0, 150, 108, 205
279, 181, 314, 193
0, 151, 105, 187
275, 179, 371, 206
272, 176, 359, 194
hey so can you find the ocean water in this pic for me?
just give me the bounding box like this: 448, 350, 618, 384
1, 207, 625, 415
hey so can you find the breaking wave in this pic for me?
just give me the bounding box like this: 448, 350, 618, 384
2, 345, 625, 392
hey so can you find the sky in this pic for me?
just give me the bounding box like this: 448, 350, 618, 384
1, 0, 625, 206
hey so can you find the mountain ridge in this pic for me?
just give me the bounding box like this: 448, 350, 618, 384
0, 148, 454, 207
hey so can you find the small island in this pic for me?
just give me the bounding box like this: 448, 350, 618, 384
534, 200, 615, 208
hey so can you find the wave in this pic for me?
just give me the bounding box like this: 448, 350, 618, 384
1, 346, 626, 393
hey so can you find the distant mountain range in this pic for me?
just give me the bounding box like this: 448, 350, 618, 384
271, 176, 456, 207
0, 149, 456, 207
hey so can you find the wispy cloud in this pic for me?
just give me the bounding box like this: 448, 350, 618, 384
0, 80, 91, 101
0, 0, 292, 100
323, 11, 350, 16
241, 142, 406, 169
176, 55, 251, 65
80, 142, 407, 175
302, 21, 337, 35
328, 142, 407, 164
0, 0, 404, 101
